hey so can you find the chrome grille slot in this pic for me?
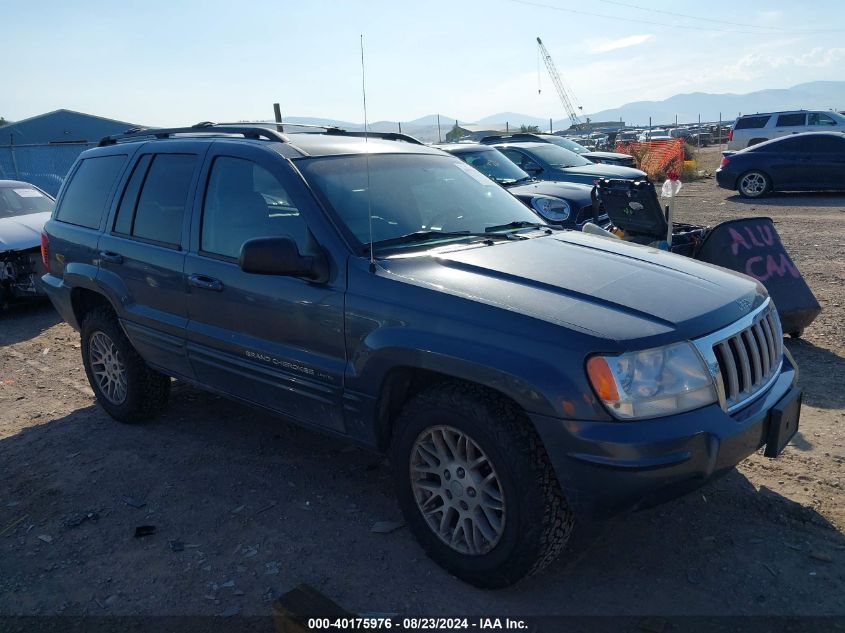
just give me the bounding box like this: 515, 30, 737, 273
710, 303, 783, 411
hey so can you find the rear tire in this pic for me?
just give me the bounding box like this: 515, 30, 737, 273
390, 381, 573, 588
738, 170, 771, 199
80, 306, 170, 423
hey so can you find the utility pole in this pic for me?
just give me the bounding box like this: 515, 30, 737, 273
437, 114, 442, 143
398, 121, 402, 133
549, 117, 553, 133
273, 103, 284, 133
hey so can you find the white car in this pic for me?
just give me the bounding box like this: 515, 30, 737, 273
728, 110, 845, 150
0, 180, 55, 305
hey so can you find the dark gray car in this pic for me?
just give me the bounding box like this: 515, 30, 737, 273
488, 141, 647, 185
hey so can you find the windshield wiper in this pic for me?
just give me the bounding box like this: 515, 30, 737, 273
366, 230, 513, 252
485, 221, 554, 233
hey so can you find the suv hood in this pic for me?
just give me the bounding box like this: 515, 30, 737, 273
507, 180, 593, 205
582, 151, 634, 163
554, 163, 646, 182
0, 212, 50, 252
382, 231, 764, 346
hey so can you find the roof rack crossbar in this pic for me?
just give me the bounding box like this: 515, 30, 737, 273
323, 129, 424, 145
99, 122, 289, 146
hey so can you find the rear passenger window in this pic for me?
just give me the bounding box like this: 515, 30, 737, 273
115, 154, 196, 247
201, 156, 307, 259
734, 116, 770, 130
55, 155, 126, 229
776, 113, 806, 127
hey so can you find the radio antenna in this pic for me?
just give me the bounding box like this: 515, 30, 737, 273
360, 34, 375, 271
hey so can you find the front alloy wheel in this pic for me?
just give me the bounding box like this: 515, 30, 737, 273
410, 425, 505, 556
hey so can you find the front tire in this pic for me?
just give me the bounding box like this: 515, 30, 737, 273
81, 306, 170, 423
738, 170, 771, 198
390, 382, 573, 588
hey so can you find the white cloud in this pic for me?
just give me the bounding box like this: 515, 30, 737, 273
590, 34, 654, 54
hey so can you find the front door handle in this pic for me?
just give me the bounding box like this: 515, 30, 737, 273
99, 251, 123, 264
188, 274, 224, 292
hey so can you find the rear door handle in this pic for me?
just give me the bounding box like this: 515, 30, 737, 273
188, 274, 224, 292
99, 251, 123, 264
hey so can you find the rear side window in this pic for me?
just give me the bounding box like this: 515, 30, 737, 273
112, 154, 197, 247
776, 113, 806, 127
56, 155, 126, 229
734, 116, 770, 130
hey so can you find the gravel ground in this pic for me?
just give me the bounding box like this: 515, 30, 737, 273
1, 165, 844, 619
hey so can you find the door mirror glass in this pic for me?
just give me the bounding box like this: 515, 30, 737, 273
239, 236, 328, 282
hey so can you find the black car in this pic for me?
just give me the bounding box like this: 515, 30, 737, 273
480, 133, 636, 167
716, 131, 845, 198
41, 123, 799, 588
438, 143, 601, 227
485, 140, 647, 185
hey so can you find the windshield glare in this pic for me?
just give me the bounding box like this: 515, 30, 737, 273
545, 137, 588, 154
529, 145, 592, 168
455, 149, 531, 185
0, 186, 55, 217
298, 154, 543, 248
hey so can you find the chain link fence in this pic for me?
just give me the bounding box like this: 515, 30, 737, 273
0, 142, 95, 197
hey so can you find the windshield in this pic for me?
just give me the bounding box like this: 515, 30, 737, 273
528, 145, 592, 168
544, 137, 589, 154
0, 185, 55, 217
454, 149, 532, 185
297, 154, 544, 249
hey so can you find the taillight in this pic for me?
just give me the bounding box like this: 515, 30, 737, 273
728, 129, 733, 142
40, 231, 51, 274
720, 156, 730, 168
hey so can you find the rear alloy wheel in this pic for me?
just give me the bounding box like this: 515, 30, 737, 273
738, 171, 770, 198
81, 306, 170, 423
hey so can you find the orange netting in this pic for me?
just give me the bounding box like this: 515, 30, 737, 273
616, 139, 685, 180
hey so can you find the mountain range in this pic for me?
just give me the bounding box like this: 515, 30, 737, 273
281, 81, 845, 142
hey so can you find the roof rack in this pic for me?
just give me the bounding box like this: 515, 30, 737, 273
98, 121, 424, 147
323, 129, 424, 145
98, 121, 288, 146
479, 133, 548, 144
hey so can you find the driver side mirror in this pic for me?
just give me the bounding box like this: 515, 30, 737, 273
523, 162, 543, 174
239, 236, 329, 283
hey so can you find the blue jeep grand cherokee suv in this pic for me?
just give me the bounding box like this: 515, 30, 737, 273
40, 123, 801, 588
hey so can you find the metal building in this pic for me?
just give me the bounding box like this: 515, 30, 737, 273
0, 109, 140, 196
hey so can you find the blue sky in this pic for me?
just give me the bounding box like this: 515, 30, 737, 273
4, 0, 845, 125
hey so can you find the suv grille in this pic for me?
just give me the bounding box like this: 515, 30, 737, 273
711, 305, 782, 411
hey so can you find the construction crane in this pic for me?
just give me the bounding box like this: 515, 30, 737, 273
536, 36, 584, 131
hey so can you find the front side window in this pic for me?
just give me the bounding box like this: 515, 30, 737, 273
776, 113, 806, 127
0, 186, 54, 217
55, 155, 126, 229
297, 154, 542, 248
201, 156, 307, 259
807, 113, 838, 126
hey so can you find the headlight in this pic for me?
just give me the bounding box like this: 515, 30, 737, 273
586, 342, 717, 420
530, 196, 570, 222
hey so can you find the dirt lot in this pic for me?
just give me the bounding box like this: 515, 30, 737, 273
1, 161, 844, 620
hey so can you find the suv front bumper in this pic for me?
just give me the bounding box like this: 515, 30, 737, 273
531, 356, 799, 521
